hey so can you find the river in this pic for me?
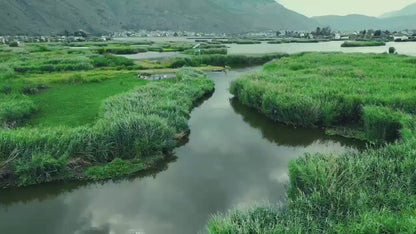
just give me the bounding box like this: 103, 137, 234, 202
0, 67, 364, 234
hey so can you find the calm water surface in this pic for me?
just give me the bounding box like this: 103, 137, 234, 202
117, 51, 187, 61
119, 40, 416, 60
0, 67, 364, 234
227, 41, 416, 56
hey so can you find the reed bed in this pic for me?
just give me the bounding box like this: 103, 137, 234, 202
208, 52, 416, 233
0, 68, 214, 187
341, 41, 386, 47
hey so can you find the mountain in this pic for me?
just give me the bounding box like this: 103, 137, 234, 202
312, 15, 380, 31
0, 0, 316, 35
313, 14, 416, 31
380, 2, 416, 18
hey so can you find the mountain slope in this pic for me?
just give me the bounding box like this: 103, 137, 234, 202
0, 0, 316, 35
380, 2, 416, 18
313, 14, 416, 31
313, 15, 380, 31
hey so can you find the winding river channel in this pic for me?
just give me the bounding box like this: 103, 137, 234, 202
0, 67, 364, 234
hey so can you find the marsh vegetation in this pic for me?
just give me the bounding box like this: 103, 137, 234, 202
0, 42, 218, 187
1, 39, 416, 233
209, 52, 416, 233
341, 41, 386, 47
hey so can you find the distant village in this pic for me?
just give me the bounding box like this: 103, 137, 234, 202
1, 28, 416, 45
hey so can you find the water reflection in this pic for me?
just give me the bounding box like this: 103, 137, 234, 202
230, 97, 365, 149
0, 157, 175, 207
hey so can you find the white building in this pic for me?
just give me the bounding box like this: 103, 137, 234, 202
394, 35, 409, 41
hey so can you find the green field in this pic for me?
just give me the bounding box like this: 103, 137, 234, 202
29, 74, 147, 127
208, 53, 416, 233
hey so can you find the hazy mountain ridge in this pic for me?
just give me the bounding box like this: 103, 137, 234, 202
0, 0, 316, 35
313, 2, 416, 31
313, 14, 416, 31
380, 2, 416, 18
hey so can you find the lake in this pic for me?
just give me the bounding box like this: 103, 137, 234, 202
227, 41, 416, 56
0, 67, 364, 234
115, 40, 416, 61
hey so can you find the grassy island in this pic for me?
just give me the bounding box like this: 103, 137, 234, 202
0, 67, 214, 187
0, 42, 216, 187
341, 41, 386, 47
208, 53, 416, 233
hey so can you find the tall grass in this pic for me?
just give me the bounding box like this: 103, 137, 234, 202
0, 68, 214, 187
91, 54, 135, 68
169, 53, 288, 68
208, 53, 416, 233
230, 53, 416, 142
341, 41, 386, 47
183, 48, 228, 55
0, 94, 36, 128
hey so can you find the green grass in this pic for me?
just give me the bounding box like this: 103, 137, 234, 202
182, 48, 228, 55
341, 41, 386, 47
0, 68, 214, 187
267, 39, 323, 44
0, 41, 218, 187
208, 52, 416, 233
230, 52, 416, 142
85, 157, 145, 180
28, 74, 147, 127
208, 141, 416, 234
168, 53, 288, 68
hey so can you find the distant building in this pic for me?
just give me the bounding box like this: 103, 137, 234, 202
394, 35, 409, 41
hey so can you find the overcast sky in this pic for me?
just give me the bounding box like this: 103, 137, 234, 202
277, 0, 416, 17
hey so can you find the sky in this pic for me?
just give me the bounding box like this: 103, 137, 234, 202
276, 0, 416, 17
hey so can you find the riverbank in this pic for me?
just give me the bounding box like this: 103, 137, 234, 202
230, 52, 416, 143
208, 52, 416, 233
0, 68, 214, 188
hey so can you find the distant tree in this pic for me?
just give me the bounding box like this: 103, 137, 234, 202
8, 41, 18, 47
74, 30, 88, 38
367, 29, 375, 36
315, 27, 321, 36
313, 27, 331, 37
322, 26, 332, 36
374, 30, 382, 37
276, 31, 281, 37
389, 47, 396, 54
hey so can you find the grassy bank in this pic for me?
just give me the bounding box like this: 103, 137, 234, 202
230, 53, 416, 143
208, 53, 416, 233
341, 41, 386, 47
167, 53, 288, 68
0, 42, 220, 187
267, 39, 324, 44
182, 48, 228, 55
0, 68, 214, 187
